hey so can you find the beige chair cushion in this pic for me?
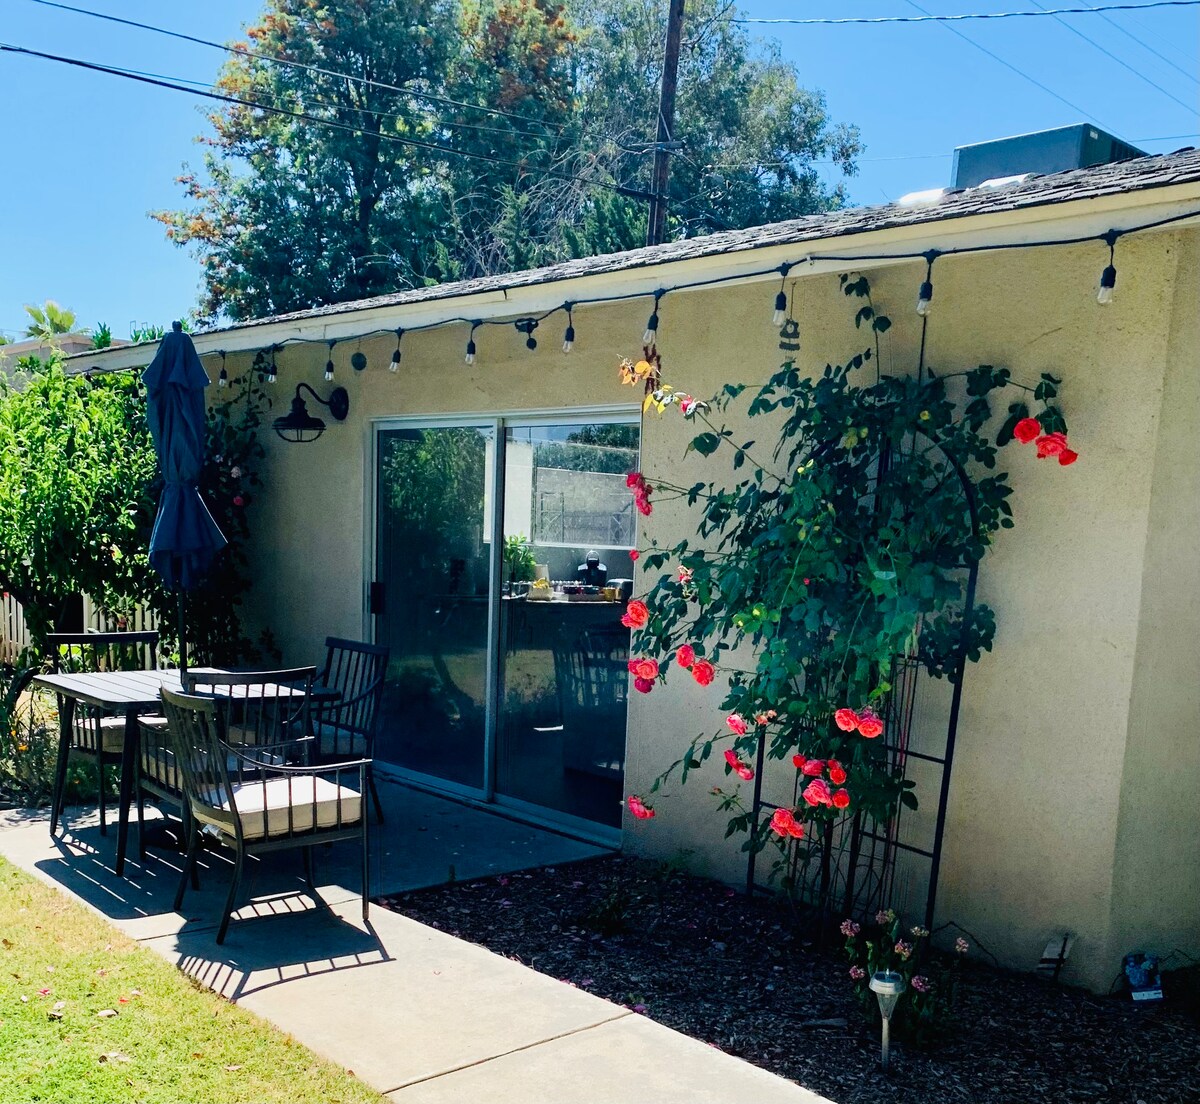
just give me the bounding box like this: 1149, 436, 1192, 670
73, 716, 128, 754
208, 776, 362, 840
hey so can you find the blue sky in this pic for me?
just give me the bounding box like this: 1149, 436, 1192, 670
0, 0, 1196, 337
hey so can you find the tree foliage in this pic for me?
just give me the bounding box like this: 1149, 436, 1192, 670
156, 0, 860, 321
22, 300, 82, 340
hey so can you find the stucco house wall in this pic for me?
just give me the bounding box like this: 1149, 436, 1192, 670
70, 154, 1200, 992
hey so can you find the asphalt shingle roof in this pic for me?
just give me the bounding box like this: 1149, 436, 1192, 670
119, 146, 1200, 342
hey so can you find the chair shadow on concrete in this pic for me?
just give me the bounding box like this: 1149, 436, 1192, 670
34, 818, 391, 1001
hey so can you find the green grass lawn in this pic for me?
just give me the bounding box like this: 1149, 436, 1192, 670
0, 857, 385, 1104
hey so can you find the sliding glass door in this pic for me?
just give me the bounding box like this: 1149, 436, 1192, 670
373, 414, 639, 831
374, 424, 493, 792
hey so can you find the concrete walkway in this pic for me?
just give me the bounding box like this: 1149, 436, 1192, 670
0, 781, 831, 1103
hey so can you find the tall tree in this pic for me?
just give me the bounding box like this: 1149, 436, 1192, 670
157, 0, 859, 322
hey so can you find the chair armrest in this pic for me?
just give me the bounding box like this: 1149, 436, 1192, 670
224, 741, 369, 773
313, 679, 383, 715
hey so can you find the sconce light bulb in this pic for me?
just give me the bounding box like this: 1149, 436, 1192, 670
1098, 264, 1117, 305
772, 289, 788, 327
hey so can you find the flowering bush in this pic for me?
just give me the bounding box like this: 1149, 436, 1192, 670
842, 911, 969, 1043
616, 277, 1075, 915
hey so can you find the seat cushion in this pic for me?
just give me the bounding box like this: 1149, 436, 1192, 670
73, 715, 128, 754
211, 776, 362, 840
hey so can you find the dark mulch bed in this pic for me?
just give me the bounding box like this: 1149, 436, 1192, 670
381, 854, 1200, 1104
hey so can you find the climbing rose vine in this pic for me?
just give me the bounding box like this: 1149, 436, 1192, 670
618, 276, 1076, 907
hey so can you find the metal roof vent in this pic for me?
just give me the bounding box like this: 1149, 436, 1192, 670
952, 124, 1146, 190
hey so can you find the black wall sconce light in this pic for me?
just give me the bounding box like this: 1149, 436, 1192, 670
272, 382, 350, 443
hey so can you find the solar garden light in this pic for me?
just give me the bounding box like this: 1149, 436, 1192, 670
868, 970, 906, 1072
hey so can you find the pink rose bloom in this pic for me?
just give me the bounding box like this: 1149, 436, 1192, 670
621, 599, 650, 629
801, 758, 825, 778
834, 708, 859, 732
802, 778, 832, 807
633, 677, 654, 694
849, 965, 866, 980
627, 795, 655, 819
911, 975, 931, 993
840, 919, 861, 938
676, 644, 696, 668
856, 709, 884, 739
723, 749, 754, 780
726, 713, 748, 736
628, 657, 659, 680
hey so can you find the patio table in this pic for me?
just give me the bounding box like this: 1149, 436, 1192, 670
33, 668, 317, 878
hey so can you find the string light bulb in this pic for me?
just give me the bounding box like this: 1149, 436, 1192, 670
324, 339, 336, 382
465, 322, 480, 365
1098, 230, 1118, 305
643, 292, 663, 345
562, 304, 575, 353
772, 264, 792, 326
390, 328, 403, 371
267, 345, 277, 384
217, 350, 228, 388
916, 251, 938, 317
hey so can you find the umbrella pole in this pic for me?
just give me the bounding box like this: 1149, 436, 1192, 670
177, 589, 188, 678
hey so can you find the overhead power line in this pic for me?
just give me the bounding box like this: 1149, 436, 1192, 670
21, 0, 563, 138
0, 43, 647, 201
733, 0, 1200, 24
1023, 0, 1197, 113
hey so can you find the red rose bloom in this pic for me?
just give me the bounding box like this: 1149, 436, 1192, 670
770, 808, 805, 839
627, 795, 655, 819
828, 761, 848, 785
792, 754, 807, 771
633, 676, 654, 694
1059, 448, 1079, 466
691, 659, 716, 686
724, 749, 754, 781
834, 708, 859, 732
832, 788, 851, 809
1013, 417, 1042, 444
676, 644, 696, 669
857, 709, 884, 739
625, 471, 643, 488
1035, 432, 1068, 459
233, 495, 245, 507
621, 599, 649, 629
629, 549, 640, 561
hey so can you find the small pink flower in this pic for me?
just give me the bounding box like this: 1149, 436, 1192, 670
678, 567, 694, 584
632, 1003, 648, 1013
849, 965, 866, 980
726, 713, 748, 736
955, 937, 970, 955
911, 975, 931, 993
894, 940, 912, 960
876, 909, 893, 925
840, 919, 861, 938
754, 713, 770, 726
232, 495, 245, 507
229, 465, 242, 479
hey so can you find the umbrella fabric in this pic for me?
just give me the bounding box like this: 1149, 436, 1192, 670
142, 325, 228, 592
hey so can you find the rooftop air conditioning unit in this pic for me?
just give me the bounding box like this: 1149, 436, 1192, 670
952, 124, 1146, 189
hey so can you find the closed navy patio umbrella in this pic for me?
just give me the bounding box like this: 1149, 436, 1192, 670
143, 322, 227, 674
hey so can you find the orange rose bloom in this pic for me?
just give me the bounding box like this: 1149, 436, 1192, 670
691, 659, 716, 686
834, 708, 859, 732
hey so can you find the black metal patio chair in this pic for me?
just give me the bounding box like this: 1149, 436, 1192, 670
161, 684, 370, 944
311, 638, 389, 823
47, 630, 159, 837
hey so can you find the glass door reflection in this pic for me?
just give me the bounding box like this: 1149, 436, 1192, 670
496, 421, 639, 827
375, 425, 493, 791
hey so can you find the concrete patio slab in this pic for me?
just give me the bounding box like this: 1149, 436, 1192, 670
387, 1011, 831, 1104
1, 780, 833, 1104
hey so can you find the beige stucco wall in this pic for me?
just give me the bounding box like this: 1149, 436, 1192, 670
234, 225, 1199, 992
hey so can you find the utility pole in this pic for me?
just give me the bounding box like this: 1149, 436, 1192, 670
646, 0, 685, 247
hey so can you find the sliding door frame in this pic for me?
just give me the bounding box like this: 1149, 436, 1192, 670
367, 404, 638, 844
